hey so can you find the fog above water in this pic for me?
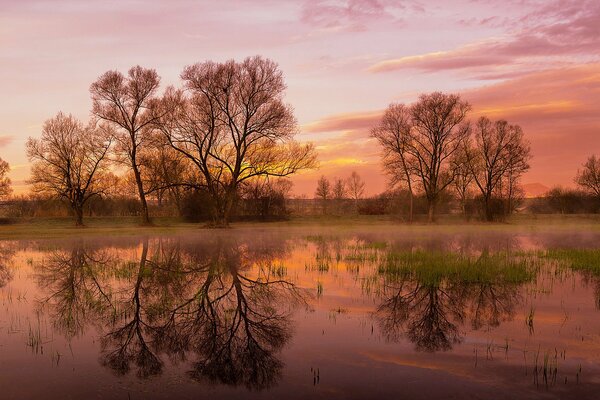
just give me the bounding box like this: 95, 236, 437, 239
1, 227, 600, 399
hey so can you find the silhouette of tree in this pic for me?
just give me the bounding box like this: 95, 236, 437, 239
90, 66, 164, 225
371, 103, 416, 221
575, 155, 600, 197
26, 113, 112, 226
410, 93, 471, 221
315, 175, 331, 214
373, 94, 470, 222
157, 56, 316, 227
464, 117, 531, 221
0, 158, 11, 199
346, 171, 365, 212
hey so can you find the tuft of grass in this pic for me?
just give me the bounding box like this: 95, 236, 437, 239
540, 249, 600, 275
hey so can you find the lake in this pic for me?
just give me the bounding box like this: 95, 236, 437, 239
1, 225, 599, 399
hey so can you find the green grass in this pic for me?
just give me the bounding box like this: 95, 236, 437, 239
540, 248, 600, 275
379, 250, 537, 285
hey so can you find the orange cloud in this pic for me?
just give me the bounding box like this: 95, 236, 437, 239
293, 63, 600, 196
303, 110, 382, 134
0, 136, 13, 147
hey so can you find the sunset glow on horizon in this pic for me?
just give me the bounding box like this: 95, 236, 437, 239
1, 0, 599, 197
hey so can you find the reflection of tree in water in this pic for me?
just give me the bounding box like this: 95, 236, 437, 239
378, 280, 463, 351
35, 235, 304, 389
36, 240, 114, 338
376, 250, 527, 352
0, 242, 15, 288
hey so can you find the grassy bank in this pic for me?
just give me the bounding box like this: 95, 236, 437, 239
1, 214, 600, 240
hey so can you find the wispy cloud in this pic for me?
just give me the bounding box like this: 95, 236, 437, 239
0, 136, 14, 148
369, 0, 600, 77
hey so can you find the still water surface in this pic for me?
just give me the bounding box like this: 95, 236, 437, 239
1, 226, 600, 399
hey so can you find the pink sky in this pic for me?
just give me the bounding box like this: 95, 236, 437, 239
1, 0, 599, 197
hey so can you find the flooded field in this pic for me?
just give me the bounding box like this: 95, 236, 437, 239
1, 226, 599, 399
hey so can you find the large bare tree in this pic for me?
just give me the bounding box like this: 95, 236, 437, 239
409, 93, 471, 222
371, 103, 416, 222
575, 155, 600, 198
26, 113, 112, 226
90, 66, 163, 225
0, 158, 12, 199
157, 56, 316, 226
464, 117, 531, 221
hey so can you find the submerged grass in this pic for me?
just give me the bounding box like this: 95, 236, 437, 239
539, 249, 600, 275
379, 250, 537, 285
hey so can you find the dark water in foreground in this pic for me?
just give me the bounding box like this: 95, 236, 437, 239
1, 226, 600, 399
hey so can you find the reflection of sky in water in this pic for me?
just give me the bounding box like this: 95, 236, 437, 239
0, 227, 600, 399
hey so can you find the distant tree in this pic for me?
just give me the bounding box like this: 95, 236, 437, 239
451, 149, 474, 217
464, 117, 531, 221
371, 103, 415, 222
0, 158, 12, 199
372, 94, 470, 222
315, 176, 331, 200
410, 93, 471, 222
576, 155, 600, 197
157, 57, 316, 227
26, 113, 112, 226
90, 66, 163, 225
346, 171, 365, 202
332, 177, 346, 200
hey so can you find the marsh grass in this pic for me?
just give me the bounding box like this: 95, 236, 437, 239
378, 250, 537, 285
539, 249, 600, 275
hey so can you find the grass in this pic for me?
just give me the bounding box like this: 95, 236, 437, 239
540, 248, 600, 275
0, 213, 600, 240
379, 250, 537, 285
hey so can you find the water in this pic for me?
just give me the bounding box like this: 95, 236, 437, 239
1, 226, 599, 399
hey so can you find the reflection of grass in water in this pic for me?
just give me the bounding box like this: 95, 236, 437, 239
379, 251, 536, 285
540, 249, 600, 275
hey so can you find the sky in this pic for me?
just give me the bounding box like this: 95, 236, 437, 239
1, 0, 599, 197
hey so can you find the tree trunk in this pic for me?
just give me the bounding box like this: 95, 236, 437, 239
427, 201, 435, 223
211, 190, 235, 228
132, 163, 151, 225
484, 197, 493, 222
74, 205, 84, 227
408, 190, 414, 223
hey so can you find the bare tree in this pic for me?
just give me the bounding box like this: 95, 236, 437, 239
332, 177, 346, 200
157, 56, 316, 226
576, 155, 600, 197
140, 141, 193, 213
410, 93, 471, 222
315, 175, 331, 215
90, 66, 163, 225
451, 149, 474, 218
0, 158, 12, 199
371, 103, 416, 222
465, 117, 531, 221
26, 113, 112, 226
346, 171, 365, 202
315, 175, 331, 200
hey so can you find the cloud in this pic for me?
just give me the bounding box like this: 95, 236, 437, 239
465, 63, 600, 186
368, 0, 600, 77
0, 136, 14, 148
303, 110, 382, 133
298, 63, 600, 195
300, 0, 406, 32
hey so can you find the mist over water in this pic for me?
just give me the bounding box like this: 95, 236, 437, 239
1, 227, 600, 399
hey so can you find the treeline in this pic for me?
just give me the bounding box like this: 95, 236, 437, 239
1, 57, 316, 226
0, 59, 599, 225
